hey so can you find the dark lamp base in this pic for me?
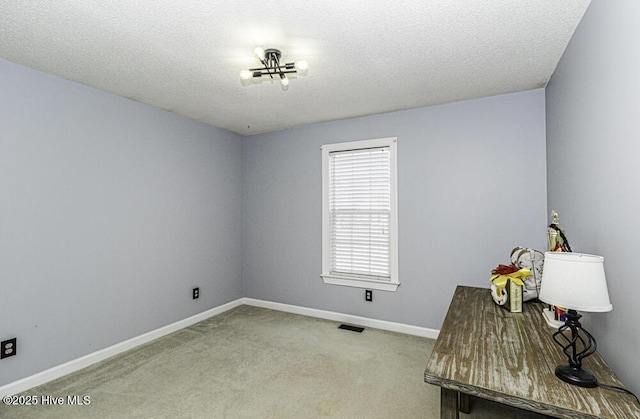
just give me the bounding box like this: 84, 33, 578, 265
555, 365, 598, 388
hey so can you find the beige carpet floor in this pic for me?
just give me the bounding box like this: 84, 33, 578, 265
0, 305, 549, 418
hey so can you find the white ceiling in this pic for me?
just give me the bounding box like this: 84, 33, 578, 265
0, 1, 590, 136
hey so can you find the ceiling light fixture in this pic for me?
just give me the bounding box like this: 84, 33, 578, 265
240, 47, 308, 87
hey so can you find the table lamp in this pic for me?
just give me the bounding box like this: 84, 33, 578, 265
538, 252, 612, 388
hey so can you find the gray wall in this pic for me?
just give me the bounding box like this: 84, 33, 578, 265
244, 89, 548, 330
0, 58, 244, 386
546, 1, 640, 394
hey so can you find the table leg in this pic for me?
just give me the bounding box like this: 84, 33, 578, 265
459, 393, 470, 414
441, 388, 459, 419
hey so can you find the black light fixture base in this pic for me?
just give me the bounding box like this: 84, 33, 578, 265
555, 365, 598, 388
263, 48, 281, 60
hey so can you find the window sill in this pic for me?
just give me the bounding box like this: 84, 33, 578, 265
321, 274, 400, 292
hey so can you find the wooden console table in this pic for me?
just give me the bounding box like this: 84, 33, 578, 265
424, 286, 640, 419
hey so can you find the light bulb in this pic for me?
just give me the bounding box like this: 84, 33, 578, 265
254, 47, 265, 61
240, 70, 252, 80
295, 60, 309, 71
280, 75, 289, 86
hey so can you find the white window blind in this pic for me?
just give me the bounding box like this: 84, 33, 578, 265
329, 147, 391, 280
321, 137, 398, 291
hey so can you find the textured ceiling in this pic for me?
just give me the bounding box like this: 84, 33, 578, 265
0, 1, 590, 136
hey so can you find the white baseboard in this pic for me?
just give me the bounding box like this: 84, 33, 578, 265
0, 298, 244, 398
1, 298, 439, 397
242, 298, 440, 339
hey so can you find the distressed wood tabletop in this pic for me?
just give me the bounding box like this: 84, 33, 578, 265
424, 285, 640, 419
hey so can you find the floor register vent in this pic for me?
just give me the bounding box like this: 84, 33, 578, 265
338, 324, 365, 333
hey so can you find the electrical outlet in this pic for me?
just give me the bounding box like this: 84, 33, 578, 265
365, 289, 373, 302
193, 287, 199, 299
1, 338, 17, 359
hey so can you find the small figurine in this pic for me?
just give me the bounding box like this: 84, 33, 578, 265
547, 210, 572, 252
545, 210, 571, 320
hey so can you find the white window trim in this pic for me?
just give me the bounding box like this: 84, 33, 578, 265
321, 137, 399, 292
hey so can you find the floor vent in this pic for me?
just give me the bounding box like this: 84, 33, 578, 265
338, 324, 365, 333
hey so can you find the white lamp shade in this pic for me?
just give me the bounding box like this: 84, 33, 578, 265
539, 252, 612, 312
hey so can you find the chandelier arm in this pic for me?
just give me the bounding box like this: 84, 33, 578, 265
257, 58, 275, 79
249, 68, 298, 76
270, 51, 284, 80
271, 52, 281, 79
264, 64, 275, 80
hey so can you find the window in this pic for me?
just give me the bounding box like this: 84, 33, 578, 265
321, 137, 399, 291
